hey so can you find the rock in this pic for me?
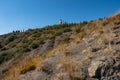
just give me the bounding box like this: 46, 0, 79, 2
33, 72, 49, 80
68, 40, 87, 55
112, 25, 120, 30
54, 35, 64, 47
39, 39, 54, 55
88, 57, 106, 77
20, 71, 49, 80
88, 55, 120, 80
42, 51, 62, 75
113, 62, 120, 69
114, 21, 120, 25
53, 73, 70, 80
91, 47, 101, 52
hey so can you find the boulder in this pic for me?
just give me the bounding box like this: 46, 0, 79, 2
88, 55, 120, 80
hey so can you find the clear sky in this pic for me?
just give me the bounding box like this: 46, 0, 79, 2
0, 0, 120, 35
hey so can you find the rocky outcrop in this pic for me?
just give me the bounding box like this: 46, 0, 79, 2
88, 55, 120, 80
39, 39, 54, 55
19, 20, 120, 80
1, 14, 120, 80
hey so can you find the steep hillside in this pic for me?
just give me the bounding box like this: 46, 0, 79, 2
0, 13, 120, 80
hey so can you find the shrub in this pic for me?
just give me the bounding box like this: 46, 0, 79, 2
32, 32, 41, 38
8, 35, 15, 42
5, 34, 16, 44
18, 43, 31, 52
76, 28, 81, 33
64, 36, 71, 42
48, 35, 56, 39
22, 38, 30, 43
54, 31, 63, 36
18, 47, 31, 53
63, 28, 72, 33
23, 47, 31, 52
39, 38, 45, 44
30, 40, 40, 49
9, 43, 16, 48
0, 53, 14, 64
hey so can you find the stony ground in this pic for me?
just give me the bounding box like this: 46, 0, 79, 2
0, 14, 120, 80
19, 20, 120, 80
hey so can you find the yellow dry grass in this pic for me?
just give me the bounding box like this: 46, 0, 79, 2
107, 13, 120, 23
2, 54, 43, 80
2, 13, 120, 80
104, 47, 113, 54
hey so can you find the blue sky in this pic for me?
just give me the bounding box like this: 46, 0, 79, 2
0, 0, 120, 35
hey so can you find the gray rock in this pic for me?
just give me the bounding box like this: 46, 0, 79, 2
42, 51, 62, 75
20, 71, 49, 80
68, 40, 88, 55
39, 39, 54, 55
88, 55, 120, 80
88, 56, 106, 78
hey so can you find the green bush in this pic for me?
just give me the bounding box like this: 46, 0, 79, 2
22, 38, 30, 43
54, 31, 63, 36
18, 47, 31, 53
18, 42, 31, 52
40, 39, 46, 44
30, 40, 40, 49
8, 35, 15, 42
32, 32, 41, 38
0, 53, 14, 64
5, 34, 16, 45
9, 43, 16, 48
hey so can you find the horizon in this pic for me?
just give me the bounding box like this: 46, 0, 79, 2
0, 0, 120, 35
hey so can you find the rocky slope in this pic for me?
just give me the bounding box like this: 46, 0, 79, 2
0, 13, 120, 80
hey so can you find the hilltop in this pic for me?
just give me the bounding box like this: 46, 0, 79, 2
0, 13, 120, 80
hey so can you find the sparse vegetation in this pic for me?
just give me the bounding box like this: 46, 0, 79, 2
76, 28, 81, 33
30, 40, 40, 49
5, 34, 16, 45
1, 13, 120, 80
0, 53, 14, 64
63, 28, 72, 32
64, 36, 71, 42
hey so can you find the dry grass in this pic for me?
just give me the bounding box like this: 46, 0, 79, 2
103, 47, 113, 54
62, 59, 82, 79
61, 55, 93, 80
2, 13, 120, 80
107, 13, 120, 23
2, 54, 43, 80
71, 20, 106, 44
2, 42, 68, 80
101, 32, 114, 45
